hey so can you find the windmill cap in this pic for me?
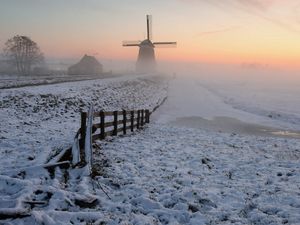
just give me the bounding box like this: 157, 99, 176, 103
140, 39, 154, 47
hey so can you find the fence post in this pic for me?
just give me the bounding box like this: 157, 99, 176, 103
80, 112, 87, 149
145, 110, 150, 123
85, 105, 94, 169
131, 111, 134, 132
113, 111, 118, 136
137, 110, 140, 129
141, 109, 144, 127
100, 110, 105, 139
123, 110, 127, 135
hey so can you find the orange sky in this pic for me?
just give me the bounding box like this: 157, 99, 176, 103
1, 0, 300, 69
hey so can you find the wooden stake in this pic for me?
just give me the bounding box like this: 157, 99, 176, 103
137, 110, 140, 129
113, 111, 118, 136
145, 109, 150, 123
80, 112, 87, 149
100, 111, 105, 139
131, 111, 134, 132
123, 110, 127, 135
141, 109, 144, 127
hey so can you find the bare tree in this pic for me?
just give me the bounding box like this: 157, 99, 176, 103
3, 35, 44, 75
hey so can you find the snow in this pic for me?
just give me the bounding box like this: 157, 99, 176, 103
1, 72, 300, 224
91, 124, 300, 224
0, 74, 168, 171
0, 74, 121, 89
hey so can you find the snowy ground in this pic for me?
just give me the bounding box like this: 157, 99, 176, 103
1, 73, 300, 224
0, 74, 168, 171
0, 74, 120, 89
91, 124, 300, 224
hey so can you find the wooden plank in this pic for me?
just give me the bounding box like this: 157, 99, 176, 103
23, 201, 46, 205
43, 161, 70, 169
92, 133, 101, 142
127, 124, 137, 130
104, 121, 114, 128
103, 111, 114, 116
96, 120, 123, 129
0, 208, 30, 219
117, 127, 123, 134
94, 111, 123, 117
48, 147, 71, 165
104, 130, 114, 137
126, 118, 137, 123
102, 127, 123, 138
93, 111, 100, 117
127, 110, 139, 115
118, 119, 124, 125
94, 110, 145, 117
93, 123, 101, 129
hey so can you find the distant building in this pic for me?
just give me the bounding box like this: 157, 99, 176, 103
68, 55, 103, 75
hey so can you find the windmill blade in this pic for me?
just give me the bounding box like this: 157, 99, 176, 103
122, 40, 141, 47
147, 15, 152, 40
153, 42, 177, 48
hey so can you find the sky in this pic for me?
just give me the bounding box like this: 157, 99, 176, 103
1, 0, 300, 69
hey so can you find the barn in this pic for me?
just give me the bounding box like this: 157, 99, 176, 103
68, 55, 103, 75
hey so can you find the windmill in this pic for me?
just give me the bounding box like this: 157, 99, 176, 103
123, 15, 177, 73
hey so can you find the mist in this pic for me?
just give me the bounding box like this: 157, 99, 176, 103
156, 60, 300, 131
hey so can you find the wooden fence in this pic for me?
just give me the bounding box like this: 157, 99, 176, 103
72, 106, 151, 167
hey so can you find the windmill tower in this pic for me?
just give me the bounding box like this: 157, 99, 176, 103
123, 15, 177, 73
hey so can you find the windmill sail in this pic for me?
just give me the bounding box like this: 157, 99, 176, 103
153, 42, 177, 48
122, 40, 141, 47
147, 15, 152, 40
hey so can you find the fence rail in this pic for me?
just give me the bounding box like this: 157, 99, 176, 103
72, 107, 151, 168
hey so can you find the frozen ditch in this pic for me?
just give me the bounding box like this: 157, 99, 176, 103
170, 116, 300, 139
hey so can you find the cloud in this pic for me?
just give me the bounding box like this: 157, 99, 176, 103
235, 0, 277, 10
180, 0, 300, 33
179, 0, 276, 11
196, 26, 240, 37
293, 3, 300, 24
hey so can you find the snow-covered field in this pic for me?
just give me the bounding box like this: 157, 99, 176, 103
0, 74, 120, 89
0, 74, 168, 171
91, 124, 300, 224
1, 71, 300, 225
